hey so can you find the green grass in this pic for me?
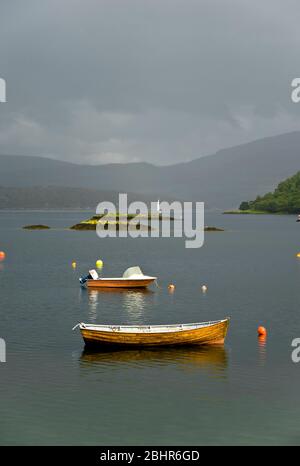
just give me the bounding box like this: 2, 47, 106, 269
223, 209, 296, 215
70, 211, 174, 230
90, 212, 174, 221
70, 219, 152, 231
223, 210, 270, 215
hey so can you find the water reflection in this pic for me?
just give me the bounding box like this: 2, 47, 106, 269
85, 287, 153, 296
84, 288, 154, 322
258, 335, 267, 366
88, 290, 99, 322
122, 290, 151, 317
80, 345, 228, 375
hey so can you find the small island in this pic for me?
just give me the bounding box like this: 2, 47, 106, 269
23, 224, 51, 230
223, 209, 267, 215
204, 226, 225, 232
70, 213, 153, 231
224, 171, 300, 215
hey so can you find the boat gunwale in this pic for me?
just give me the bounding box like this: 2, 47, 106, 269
77, 318, 230, 334
87, 276, 157, 282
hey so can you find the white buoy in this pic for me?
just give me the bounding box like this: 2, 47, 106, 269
201, 285, 208, 292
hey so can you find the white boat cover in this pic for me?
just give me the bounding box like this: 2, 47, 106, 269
85, 266, 156, 282
89, 269, 99, 280
122, 266, 145, 279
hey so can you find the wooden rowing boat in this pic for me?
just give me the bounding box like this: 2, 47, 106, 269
74, 318, 230, 347
80, 266, 157, 289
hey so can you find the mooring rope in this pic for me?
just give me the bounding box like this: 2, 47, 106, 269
154, 279, 162, 289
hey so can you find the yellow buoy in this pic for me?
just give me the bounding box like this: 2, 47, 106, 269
72, 261, 77, 268
96, 259, 103, 268
296, 253, 300, 258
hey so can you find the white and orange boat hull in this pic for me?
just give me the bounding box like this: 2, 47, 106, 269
86, 277, 156, 289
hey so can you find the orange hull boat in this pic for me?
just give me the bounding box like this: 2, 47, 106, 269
74, 319, 230, 348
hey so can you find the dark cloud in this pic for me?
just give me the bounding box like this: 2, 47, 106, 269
1, 0, 300, 164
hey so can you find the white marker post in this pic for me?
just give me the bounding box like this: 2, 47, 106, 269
0, 78, 6, 103
0, 338, 6, 362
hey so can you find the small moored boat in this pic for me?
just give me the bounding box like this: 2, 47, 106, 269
79, 266, 157, 289
73, 318, 230, 347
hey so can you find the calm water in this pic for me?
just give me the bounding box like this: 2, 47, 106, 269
1, 210, 300, 445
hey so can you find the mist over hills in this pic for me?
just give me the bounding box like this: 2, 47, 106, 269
0, 186, 166, 210
1, 132, 300, 209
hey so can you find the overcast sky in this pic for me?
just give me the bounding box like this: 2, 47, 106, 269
1, 0, 300, 165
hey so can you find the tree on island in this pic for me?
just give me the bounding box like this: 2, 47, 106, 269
239, 201, 250, 211
239, 171, 300, 214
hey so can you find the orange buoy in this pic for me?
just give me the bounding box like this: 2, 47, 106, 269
0, 251, 6, 262
257, 326, 267, 337
168, 284, 175, 291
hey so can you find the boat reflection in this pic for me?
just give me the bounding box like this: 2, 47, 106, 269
87, 290, 99, 322
80, 345, 228, 374
122, 289, 152, 317
86, 287, 154, 296
85, 288, 154, 321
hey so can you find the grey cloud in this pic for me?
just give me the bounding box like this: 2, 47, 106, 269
1, 0, 300, 164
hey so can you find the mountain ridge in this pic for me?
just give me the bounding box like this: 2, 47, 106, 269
1, 131, 300, 208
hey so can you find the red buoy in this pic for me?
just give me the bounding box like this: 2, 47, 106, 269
0, 251, 6, 262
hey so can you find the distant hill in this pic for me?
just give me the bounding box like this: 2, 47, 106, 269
239, 172, 300, 214
0, 186, 165, 210
1, 132, 300, 208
